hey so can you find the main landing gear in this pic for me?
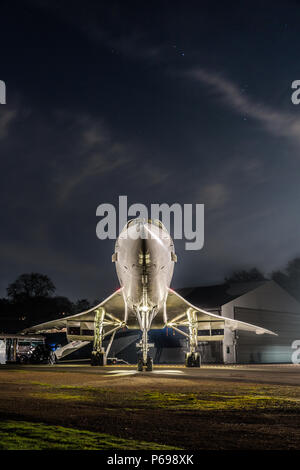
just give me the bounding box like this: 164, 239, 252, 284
90, 306, 123, 366
185, 352, 201, 367
168, 308, 201, 368
185, 309, 201, 368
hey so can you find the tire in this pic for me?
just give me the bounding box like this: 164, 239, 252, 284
185, 353, 193, 367
91, 351, 106, 366
91, 352, 97, 366
194, 353, 201, 367
185, 352, 201, 367
137, 358, 144, 371
146, 356, 153, 371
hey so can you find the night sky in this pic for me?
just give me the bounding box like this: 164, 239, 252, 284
1, 0, 300, 301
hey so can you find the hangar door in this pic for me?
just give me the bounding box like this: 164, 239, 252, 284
198, 341, 223, 363
234, 307, 300, 363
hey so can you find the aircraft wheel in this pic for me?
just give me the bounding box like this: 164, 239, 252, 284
91, 352, 96, 366
185, 352, 201, 367
146, 356, 153, 371
137, 358, 144, 371
185, 352, 193, 367
193, 353, 201, 367
91, 351, 106, 366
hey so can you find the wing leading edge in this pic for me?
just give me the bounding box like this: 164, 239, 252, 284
21, 286, 277, 340
166, 288, 277, 337
21, 288, 126, 336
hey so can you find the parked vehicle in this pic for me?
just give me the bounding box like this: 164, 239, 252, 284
17, 343, 56, 364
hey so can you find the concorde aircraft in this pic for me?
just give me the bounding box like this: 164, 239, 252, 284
23, 219, 276, 370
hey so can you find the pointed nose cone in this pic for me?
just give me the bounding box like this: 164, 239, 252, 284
126, 219, 146, 242
123, 218, 167, 255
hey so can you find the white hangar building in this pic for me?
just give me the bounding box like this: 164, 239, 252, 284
177, 280, 300, 364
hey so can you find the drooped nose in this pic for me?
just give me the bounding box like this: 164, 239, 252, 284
126, 220, 146, 241
123, 219, 166, 255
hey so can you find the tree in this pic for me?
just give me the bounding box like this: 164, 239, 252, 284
73, 299, 91, 314
7, 273, 56, 302
286, 258, 300, 284
271, 270, 289, 290
51, 296, 74, 317
225, 268, 266, 283
271, 257, 300, 301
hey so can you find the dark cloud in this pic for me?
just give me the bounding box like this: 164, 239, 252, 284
187, 68, 300, 146
1, 0, 300, 300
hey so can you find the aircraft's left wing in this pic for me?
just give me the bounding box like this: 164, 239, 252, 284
166, 288, 277, 338
22, 288, 127, 340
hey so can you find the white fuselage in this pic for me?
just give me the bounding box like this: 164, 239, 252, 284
114, 219, 176, 325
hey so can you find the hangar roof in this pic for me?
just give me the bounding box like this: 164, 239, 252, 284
177, 281, 267, 310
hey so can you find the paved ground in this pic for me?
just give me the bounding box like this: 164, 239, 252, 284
5, 362, 300, 386
0, 363, 300, 449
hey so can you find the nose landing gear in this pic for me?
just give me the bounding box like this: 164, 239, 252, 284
136, 304, 154, 371
137, 355, 153, 371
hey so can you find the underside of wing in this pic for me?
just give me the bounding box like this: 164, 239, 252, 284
166, 288, 277, 338
22, 288, 127, 340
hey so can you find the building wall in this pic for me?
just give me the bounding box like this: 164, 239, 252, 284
198, 341, 223, 363
234, 308, 300, 363
155, 347, 186, 364
221, 281, 300, 364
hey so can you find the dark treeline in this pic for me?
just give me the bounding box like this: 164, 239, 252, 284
0, 273, 99, 333
225, 257, 300, 302
1, 257, 300, 333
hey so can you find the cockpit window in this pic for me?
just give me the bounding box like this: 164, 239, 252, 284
126, 219, 136, 228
